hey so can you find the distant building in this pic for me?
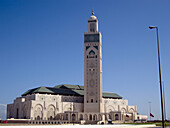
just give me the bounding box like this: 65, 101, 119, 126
7, 10, 147, 124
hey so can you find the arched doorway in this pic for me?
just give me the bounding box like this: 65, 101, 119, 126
89, 114, 92, 120
72, 114, 76, 121
93, 114, 97, 121
37, 116, 41, 120
115, 114, 119, 120
79, 114, 83, 120
49, 116, 53, 120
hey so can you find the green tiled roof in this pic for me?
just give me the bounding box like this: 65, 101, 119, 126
22, 87, 77, 96
73, 89, 84, 96
22, 84, 122, 99
32, 87, 54, 93
22, 87, 39, 96
103, 92, 121, 98
54, 84, 84, 90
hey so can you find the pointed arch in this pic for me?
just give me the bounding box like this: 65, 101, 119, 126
47, 105, 55, 120
89, 114, 92, 120
64, 103, 71, 111
93, 114, 97, 121
89, 50, 95, 55
72, 114, 76, 121
121, 107, 126, 113
129, 108, 135, 113
115, 114, 119, 120
34, 104, 43, 120
106, 105, 115, 113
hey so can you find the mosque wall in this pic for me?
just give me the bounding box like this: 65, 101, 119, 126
7, 93, 138, 121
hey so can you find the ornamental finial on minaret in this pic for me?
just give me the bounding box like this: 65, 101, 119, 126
92, 9, 94, 15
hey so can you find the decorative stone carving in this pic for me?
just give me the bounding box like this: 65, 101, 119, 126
84, 34, 100, 42
89, 79, 94, 87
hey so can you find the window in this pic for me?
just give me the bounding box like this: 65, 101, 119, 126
91, 99, 93, 103
90, 23, 95, 32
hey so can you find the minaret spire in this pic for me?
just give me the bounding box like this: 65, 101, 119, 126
92, 9, 94, 15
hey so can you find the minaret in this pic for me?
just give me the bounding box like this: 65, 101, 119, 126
84, 10, 102, 113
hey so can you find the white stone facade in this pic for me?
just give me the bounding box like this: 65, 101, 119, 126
7, 93, 138, 122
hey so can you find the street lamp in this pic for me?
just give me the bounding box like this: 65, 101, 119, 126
149, 26, 165, 128
148, 102, 152, 121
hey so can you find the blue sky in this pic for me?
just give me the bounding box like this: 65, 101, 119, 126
0, 0, 170, 120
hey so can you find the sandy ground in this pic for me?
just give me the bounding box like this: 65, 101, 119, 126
0, 124, 160, 128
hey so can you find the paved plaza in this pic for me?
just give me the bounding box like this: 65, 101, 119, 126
0, 124, 160, 128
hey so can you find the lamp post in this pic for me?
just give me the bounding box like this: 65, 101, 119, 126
149, 26, 164, 128
148, 102, 151, 121
163, 82, 167, 126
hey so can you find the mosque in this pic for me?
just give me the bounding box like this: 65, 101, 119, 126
7, 10, 147, 124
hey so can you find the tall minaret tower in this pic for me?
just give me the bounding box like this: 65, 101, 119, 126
84, 10, 102, 113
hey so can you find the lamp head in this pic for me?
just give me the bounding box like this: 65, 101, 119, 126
149, 26, 156, 29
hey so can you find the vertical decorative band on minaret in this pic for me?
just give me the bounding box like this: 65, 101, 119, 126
84, 11, 102, 113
